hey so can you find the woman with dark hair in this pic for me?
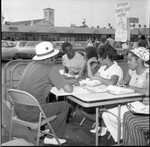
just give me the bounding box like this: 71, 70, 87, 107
77, 46, 100, 79
89, 43, 123, 86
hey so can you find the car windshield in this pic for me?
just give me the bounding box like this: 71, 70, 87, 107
2, 42, 8, 47
74, 42, 86, 47
26, 42, 41, 46
8, 42, 16, 47
19, 42, 28, 47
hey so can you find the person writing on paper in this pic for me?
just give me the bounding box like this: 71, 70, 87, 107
77, 46, 100, 79
102, 47, 149, 143
17, 42, 74, 144
61, 42, 85, 76
88, 43, 123, 86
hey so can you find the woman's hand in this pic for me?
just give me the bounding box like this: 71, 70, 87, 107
87, 57, 98, 64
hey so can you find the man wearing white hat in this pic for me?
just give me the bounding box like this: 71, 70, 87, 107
16, 41, 75, 144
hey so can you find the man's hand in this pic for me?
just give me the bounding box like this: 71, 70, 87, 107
68, 79, 80, 86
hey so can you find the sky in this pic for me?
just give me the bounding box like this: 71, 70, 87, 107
2, 0, 150, 28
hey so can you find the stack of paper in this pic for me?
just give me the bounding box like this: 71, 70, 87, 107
59, 69, 78, 79
51, 86, 90, 96
81, 85, 107, 93
106, 85, 135, 94
79, 78, 102, 87
127, 101, 149, 114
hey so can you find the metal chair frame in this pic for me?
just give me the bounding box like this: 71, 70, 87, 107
8, 88, 61, 146
3, 60, 31, 101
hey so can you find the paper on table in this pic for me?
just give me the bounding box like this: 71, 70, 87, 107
59, 69, 64, 75
81, 85, 107, 93
51, 84, 107, 96
59, 69, 78, 79
51, 86, 90, 96
127, 101, 149, 114
79, 78, 102, 87
106, 85, 135, 94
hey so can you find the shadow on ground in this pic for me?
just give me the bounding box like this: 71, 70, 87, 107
61, 110, 116, 146
2, 101, 116, 146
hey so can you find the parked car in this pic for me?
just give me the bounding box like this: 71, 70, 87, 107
2, 40, 17, 61
5, 40, 16, 47
16, 41, 42, 59
15, 40, 28, 49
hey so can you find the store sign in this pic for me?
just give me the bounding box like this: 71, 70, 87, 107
28, 28, 36, 32
49, 28, 56, 32
67, 29, 74, 33
9, 27, 18, 31
129, 17, 139, 23
115, 1, 130, 42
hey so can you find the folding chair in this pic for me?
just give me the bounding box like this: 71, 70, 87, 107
7, 89, 61, 146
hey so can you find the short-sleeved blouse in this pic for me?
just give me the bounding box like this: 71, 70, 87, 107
129, 68, 149, 88
98, 61, 123, 83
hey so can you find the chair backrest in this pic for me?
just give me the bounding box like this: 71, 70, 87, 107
4, 60, 31, 101
10, 62, 29, 89
8, 89, 40, 107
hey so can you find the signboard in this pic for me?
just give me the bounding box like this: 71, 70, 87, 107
129, 17, 139, 23
9, 27, 18, 31
115, 1, 130, 42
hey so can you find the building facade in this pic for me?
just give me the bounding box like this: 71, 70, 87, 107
2, 7, 149, 43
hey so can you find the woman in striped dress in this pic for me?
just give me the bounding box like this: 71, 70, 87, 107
123, 111, 149, 146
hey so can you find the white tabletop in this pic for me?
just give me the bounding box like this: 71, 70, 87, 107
50, 84, 107, 96
67, 92, 144, 108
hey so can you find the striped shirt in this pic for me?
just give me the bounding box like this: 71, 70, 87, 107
123, 111, 149, 146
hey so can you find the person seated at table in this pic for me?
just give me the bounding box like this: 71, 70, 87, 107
61, 42, 85, 75
79, 43, 123, 135
123, 110, 149, 146
102, 47, 149, 143
77, 46, 100, 79
88, 43, 123, 85
16, 42, 77, 144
